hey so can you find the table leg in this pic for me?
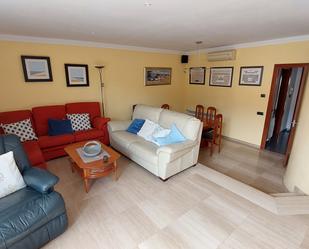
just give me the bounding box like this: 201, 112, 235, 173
113, 161, 118, 181
83, 169, 90, 193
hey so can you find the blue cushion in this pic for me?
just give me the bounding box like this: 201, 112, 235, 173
127, 119, 145, 134
155, 124, 186, 146
48, 119, 73, 136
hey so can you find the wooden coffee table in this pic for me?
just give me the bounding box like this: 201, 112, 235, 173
64, 141, 121, 193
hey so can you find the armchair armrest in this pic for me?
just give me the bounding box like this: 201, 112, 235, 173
156, 140, 196, 155
108, 120, 132, 132
93, 117, 111, 130
23, 168, 59, 193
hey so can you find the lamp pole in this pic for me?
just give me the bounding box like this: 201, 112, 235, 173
95, 65, 105, 116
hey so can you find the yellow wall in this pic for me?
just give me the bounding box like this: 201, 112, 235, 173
0, 41, 185, 120
184, 41, 309, 145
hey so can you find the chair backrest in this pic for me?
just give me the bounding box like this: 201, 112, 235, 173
195, 105, 204, 121
161, 104, 170, 110
213, 114, 223, 139
0, 134, 31, 173
206, 106, 217, 125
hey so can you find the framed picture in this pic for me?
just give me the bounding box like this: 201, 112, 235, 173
21, 56, 53, 82
65, 64, 89, 87
189, 67, 206, 85
209, 67, 233, 87
145, 67, 172, 86
239, 66, 264, 86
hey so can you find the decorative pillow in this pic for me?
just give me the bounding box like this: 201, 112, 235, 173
1, 118, 38, 142
66, 113, 91, 131
137, 119, 159, 141
48, 119, 73, 136
127, 119, 145, 134
0, 151, 26, 199
154, 123, 186, 146
152, 127, 171, 139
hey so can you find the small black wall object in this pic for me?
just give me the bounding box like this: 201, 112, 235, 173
181, 55, 189, 64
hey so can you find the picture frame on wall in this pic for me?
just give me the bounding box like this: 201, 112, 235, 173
189, 67, 206, 85
65, 64, 89, 87
144, 67, 172, 86
21, 55, 53, 82
209, 67, 233, 87
239, 66, 264, 86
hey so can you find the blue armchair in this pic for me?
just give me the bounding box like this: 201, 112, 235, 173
0, 135, 68, 249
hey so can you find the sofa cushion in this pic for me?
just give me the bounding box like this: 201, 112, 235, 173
111, 131, 145, 149
0, 151, 26, 198
158, 109, 201, 141
128, 141, 158, 165
66, 113, 92, 131
0, 110, 34, 134
127, 119, 145, 134
74, 129, 104, 142
23, 140, 46, 167
154, 124, 186, 146
1, 118, 38, 142
66, 102, 101, 123
133, 104, 163, 123
48, 119, 73, 136
32, 105, 66, 136
38, 134, 74, 149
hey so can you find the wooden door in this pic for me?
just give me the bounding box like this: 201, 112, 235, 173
273, 68, 292, 137
261, 64, 309, 166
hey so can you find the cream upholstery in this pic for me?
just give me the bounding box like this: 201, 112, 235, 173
108, 105, 202, 179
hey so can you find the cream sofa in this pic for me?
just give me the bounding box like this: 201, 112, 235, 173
107, 105, 202, 180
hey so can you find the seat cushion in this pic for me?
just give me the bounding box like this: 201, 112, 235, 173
111, 131, 145, 149
128, 140, 158, 165
22, 140, 45, 167
0, 187, 66, 248
38, 134, 74, 149
74, 129, 104, 142
32, 105, 66, 136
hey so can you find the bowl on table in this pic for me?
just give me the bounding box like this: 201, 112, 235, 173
82, 141, 102, 157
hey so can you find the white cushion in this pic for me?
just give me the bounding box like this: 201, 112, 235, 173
158, 109, 201, 140
137, 119, 159, 141
133, 105, 163, 123
1, 118, 38, 142
0, 151, 26, 199
67, 113, 91, 131
128, 141, 158, 165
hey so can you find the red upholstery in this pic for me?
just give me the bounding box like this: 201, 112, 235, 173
74, 129, 104, 142
38, 134, 74, 149
32, 105, 66, 136
23, 140, 46, 169
0, 110, 34, 134
66, 102, 101, 124
1, 102, 110, 164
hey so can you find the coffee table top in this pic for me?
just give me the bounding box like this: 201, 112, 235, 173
64, 141, 121, 170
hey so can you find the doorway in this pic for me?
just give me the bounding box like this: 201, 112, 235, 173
261, 64, 309, 165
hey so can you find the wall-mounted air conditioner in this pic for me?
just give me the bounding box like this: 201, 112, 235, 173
207, 49, 236, 62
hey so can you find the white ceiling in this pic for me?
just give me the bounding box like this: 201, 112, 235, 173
0, 0, 309, 51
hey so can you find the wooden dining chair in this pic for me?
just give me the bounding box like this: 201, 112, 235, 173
161, 104, 170, 110
202, 114, 223, 156
205, 106, 217, 126
195, 105, 204, 121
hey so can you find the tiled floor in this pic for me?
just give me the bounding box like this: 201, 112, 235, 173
199, 139, 287, 193
43, 141, 308, 249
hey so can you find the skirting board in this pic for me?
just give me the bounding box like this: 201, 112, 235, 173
198, 163, 309, 215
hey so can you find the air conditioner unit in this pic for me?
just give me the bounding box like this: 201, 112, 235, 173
207, 49, 236, 62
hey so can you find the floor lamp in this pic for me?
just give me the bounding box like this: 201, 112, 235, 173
95, 65, 105, 116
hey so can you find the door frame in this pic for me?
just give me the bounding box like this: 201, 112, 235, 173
260, 63, 309, 163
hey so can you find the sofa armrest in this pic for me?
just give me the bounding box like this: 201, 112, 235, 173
23, 168, 59, 193
93, 117, 111, 130
108, 120, 132, 132
156, 140, 196, 155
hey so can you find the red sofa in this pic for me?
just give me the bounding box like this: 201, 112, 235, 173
0, 102, 110, 168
